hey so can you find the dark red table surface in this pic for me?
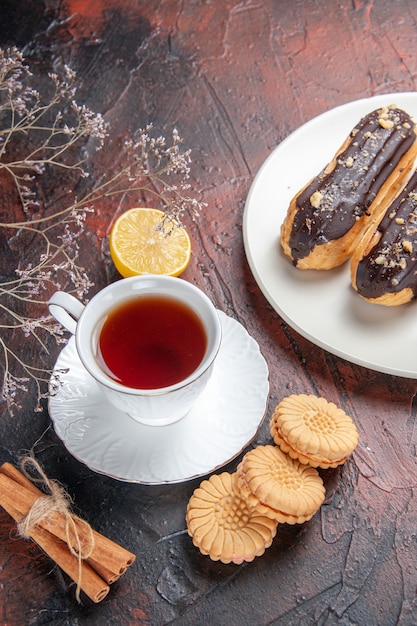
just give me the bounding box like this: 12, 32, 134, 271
1, 1, 417, 625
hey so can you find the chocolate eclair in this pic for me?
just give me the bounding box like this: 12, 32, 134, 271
280, 105, 417, 270
351, 169, 417, 305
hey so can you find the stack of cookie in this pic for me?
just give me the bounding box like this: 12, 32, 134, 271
186, 394, 359, 564
269, 394, 359, 469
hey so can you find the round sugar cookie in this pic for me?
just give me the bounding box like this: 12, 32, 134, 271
238, 445, 325, 521
186, 472, 278, 564
236, 464, 315, 525
270, 394, 359, 469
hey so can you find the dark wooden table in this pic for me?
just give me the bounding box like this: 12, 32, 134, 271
1, 1, 417, 624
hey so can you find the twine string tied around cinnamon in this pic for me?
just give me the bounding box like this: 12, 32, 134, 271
16, 456, 95, 602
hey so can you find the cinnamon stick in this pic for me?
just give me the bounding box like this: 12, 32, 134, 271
1, 497, 109, 602
0, 463, 135, 579
1, 462, 40, 496
0, 462, 136, 602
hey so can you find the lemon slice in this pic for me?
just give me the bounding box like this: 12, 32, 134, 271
109, 208, 191, 277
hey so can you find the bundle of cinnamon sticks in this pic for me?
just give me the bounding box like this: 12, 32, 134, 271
0, 461, 136, 603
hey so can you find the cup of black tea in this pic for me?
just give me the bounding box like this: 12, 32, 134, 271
48, 276, 222, 425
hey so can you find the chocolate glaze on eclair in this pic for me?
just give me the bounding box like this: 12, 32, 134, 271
351, 169, 417, 305
281, 105, 417, 270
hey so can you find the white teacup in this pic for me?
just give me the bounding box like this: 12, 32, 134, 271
48, 275, 221, 426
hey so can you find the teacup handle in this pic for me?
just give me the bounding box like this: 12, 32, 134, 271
48, 291, 85, 335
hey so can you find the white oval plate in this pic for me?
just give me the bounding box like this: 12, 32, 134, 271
48, 311, 269, 483
243, 92, 417, 378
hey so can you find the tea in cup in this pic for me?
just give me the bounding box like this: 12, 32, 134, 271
48, 275, 222, 426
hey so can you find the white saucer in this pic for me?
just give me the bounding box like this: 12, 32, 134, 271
48, 311, 269, 484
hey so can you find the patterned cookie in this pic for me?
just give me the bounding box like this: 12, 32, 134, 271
186, 471, 278, 564
236, 465, 314, 525
270, 394, 359, 468
237, 445, 325, 524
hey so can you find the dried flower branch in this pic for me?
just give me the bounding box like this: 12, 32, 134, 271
0, 47, 205, 414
